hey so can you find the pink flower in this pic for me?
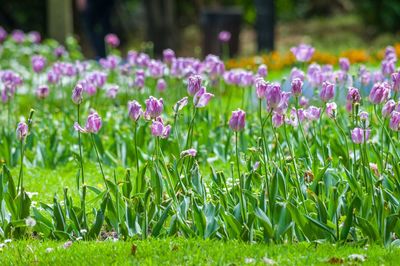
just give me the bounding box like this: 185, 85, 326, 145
326, 102, 337, 118
151, 118, 171, 139
369, 82, 390, 104
157, 78, 167, 91
218, 31, 231, 42
257, 64, 268, 78
187, 75, 202, 96
305, 106, 321, 121
106, 85, 118, 99
193, 87, 213, 108
74, 111, 102, 134
145, 96, 164, 119
390, 111, 400, 131
72, 84, 84, 104
291, 78, 303, 97
265, 83, 282, 110
36, 85, 49, 99
105, 33, 120, 48
31, 55, 46, 73
382, 100, 396, 118
339, 57, 350, 72
180, 148, 197, 157
173, 97, 189, 113
272, 112, 284, 128
16, 122, 28, 140
163, 49, 175, 64
392, 71, 400, 92
320, 81, 335, 102
128, 100, 142, 121
290, 44, 315, 62
351, 127, 370, 144
347, 87, 361, 103
229, 109, 246, 132
255, 78, 268, 99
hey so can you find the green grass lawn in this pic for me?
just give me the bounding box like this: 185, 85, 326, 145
1, 238, 399, 265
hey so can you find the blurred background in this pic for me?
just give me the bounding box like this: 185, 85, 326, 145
1, 0, 400, 59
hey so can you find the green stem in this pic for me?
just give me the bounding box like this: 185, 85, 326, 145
90, 134, 108, 189
134, 121, 139, 176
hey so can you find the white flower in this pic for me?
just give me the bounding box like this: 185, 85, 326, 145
263, 257, 276, 265
4, 239, 12, 244
25, 217, 36, 227
244, 258, 256, 264
348, 254, 366, 262
45, 247, 54, 253
80, 229, 87, 234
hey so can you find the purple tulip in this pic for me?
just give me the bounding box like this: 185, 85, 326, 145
193, 86, 214, 108
173, 97, 189, 113
320, 81, 335, 102
382, 100, 396, 118
218, 31, 231, 43
0, 26, 7, 43
257, 64, 268, 78
229, 109, 246, 132
272, 112, 284, 128
290, 44, 315, 62
305, 106, 321, 121
12, 30, 24, 43
106, 85, 119, 99
187, 75, 202, 96
36, 85, 49, 99
326, 102, 337, 118
255, 78, 268, 99
28, 31, 41, 43
31, 55, 46, 73
16, 122, 28, 141
381, 59, 395, 76
291, 78, 303, 97
391, 71, 400, 92
265, 83, 282, 110
163, 49, 175, 64
359, 111, 369, 126
290, 68, 305, 81
390, 111, 400, 131
347, 87, 361, 103
54, 46, 66, 58
180, 148, 197, 157
299, 96, 309, 107
105, 33, 120, 48
72, 84, 84, 104
339, 57, 350, 72
351, 127, 370, 144
157, 78, 167, 91
128, 100, 142, 121
145, 96, 164, 119
369, 82, 390, 104
275, 92, 291, 114
151, 118, 171, 139
74, 111, 102, 134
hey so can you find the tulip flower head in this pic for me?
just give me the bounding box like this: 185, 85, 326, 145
74, 111, 102, 134
145, 96, 164, 119
187, 75, 202, 96
128, 100, 142, 121
180, 148, 197, 158
72, 83, 84, 104
193, 86, 214, 108
16, 122, 28, 141
369, 82, 390, 104
320, 81, 335, 102
229, 109, 246, 132
291, 78, 303, 97
290, 44, 315, 62
218, 31, 231, 43
105, 33, 120, 48
382, 100, 396, 118
351, 127, 370, 144
151, 118, 171, 139
36, 85, 49, 99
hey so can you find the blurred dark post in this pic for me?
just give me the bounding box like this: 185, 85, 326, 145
143, 0, 177, 56
47, 0, 73, 44
201, 8, 242, 57
255, 0, 275, 52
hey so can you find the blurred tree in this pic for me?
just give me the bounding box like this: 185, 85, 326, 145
143, 0, 178, 56
355, 0, 400, 32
